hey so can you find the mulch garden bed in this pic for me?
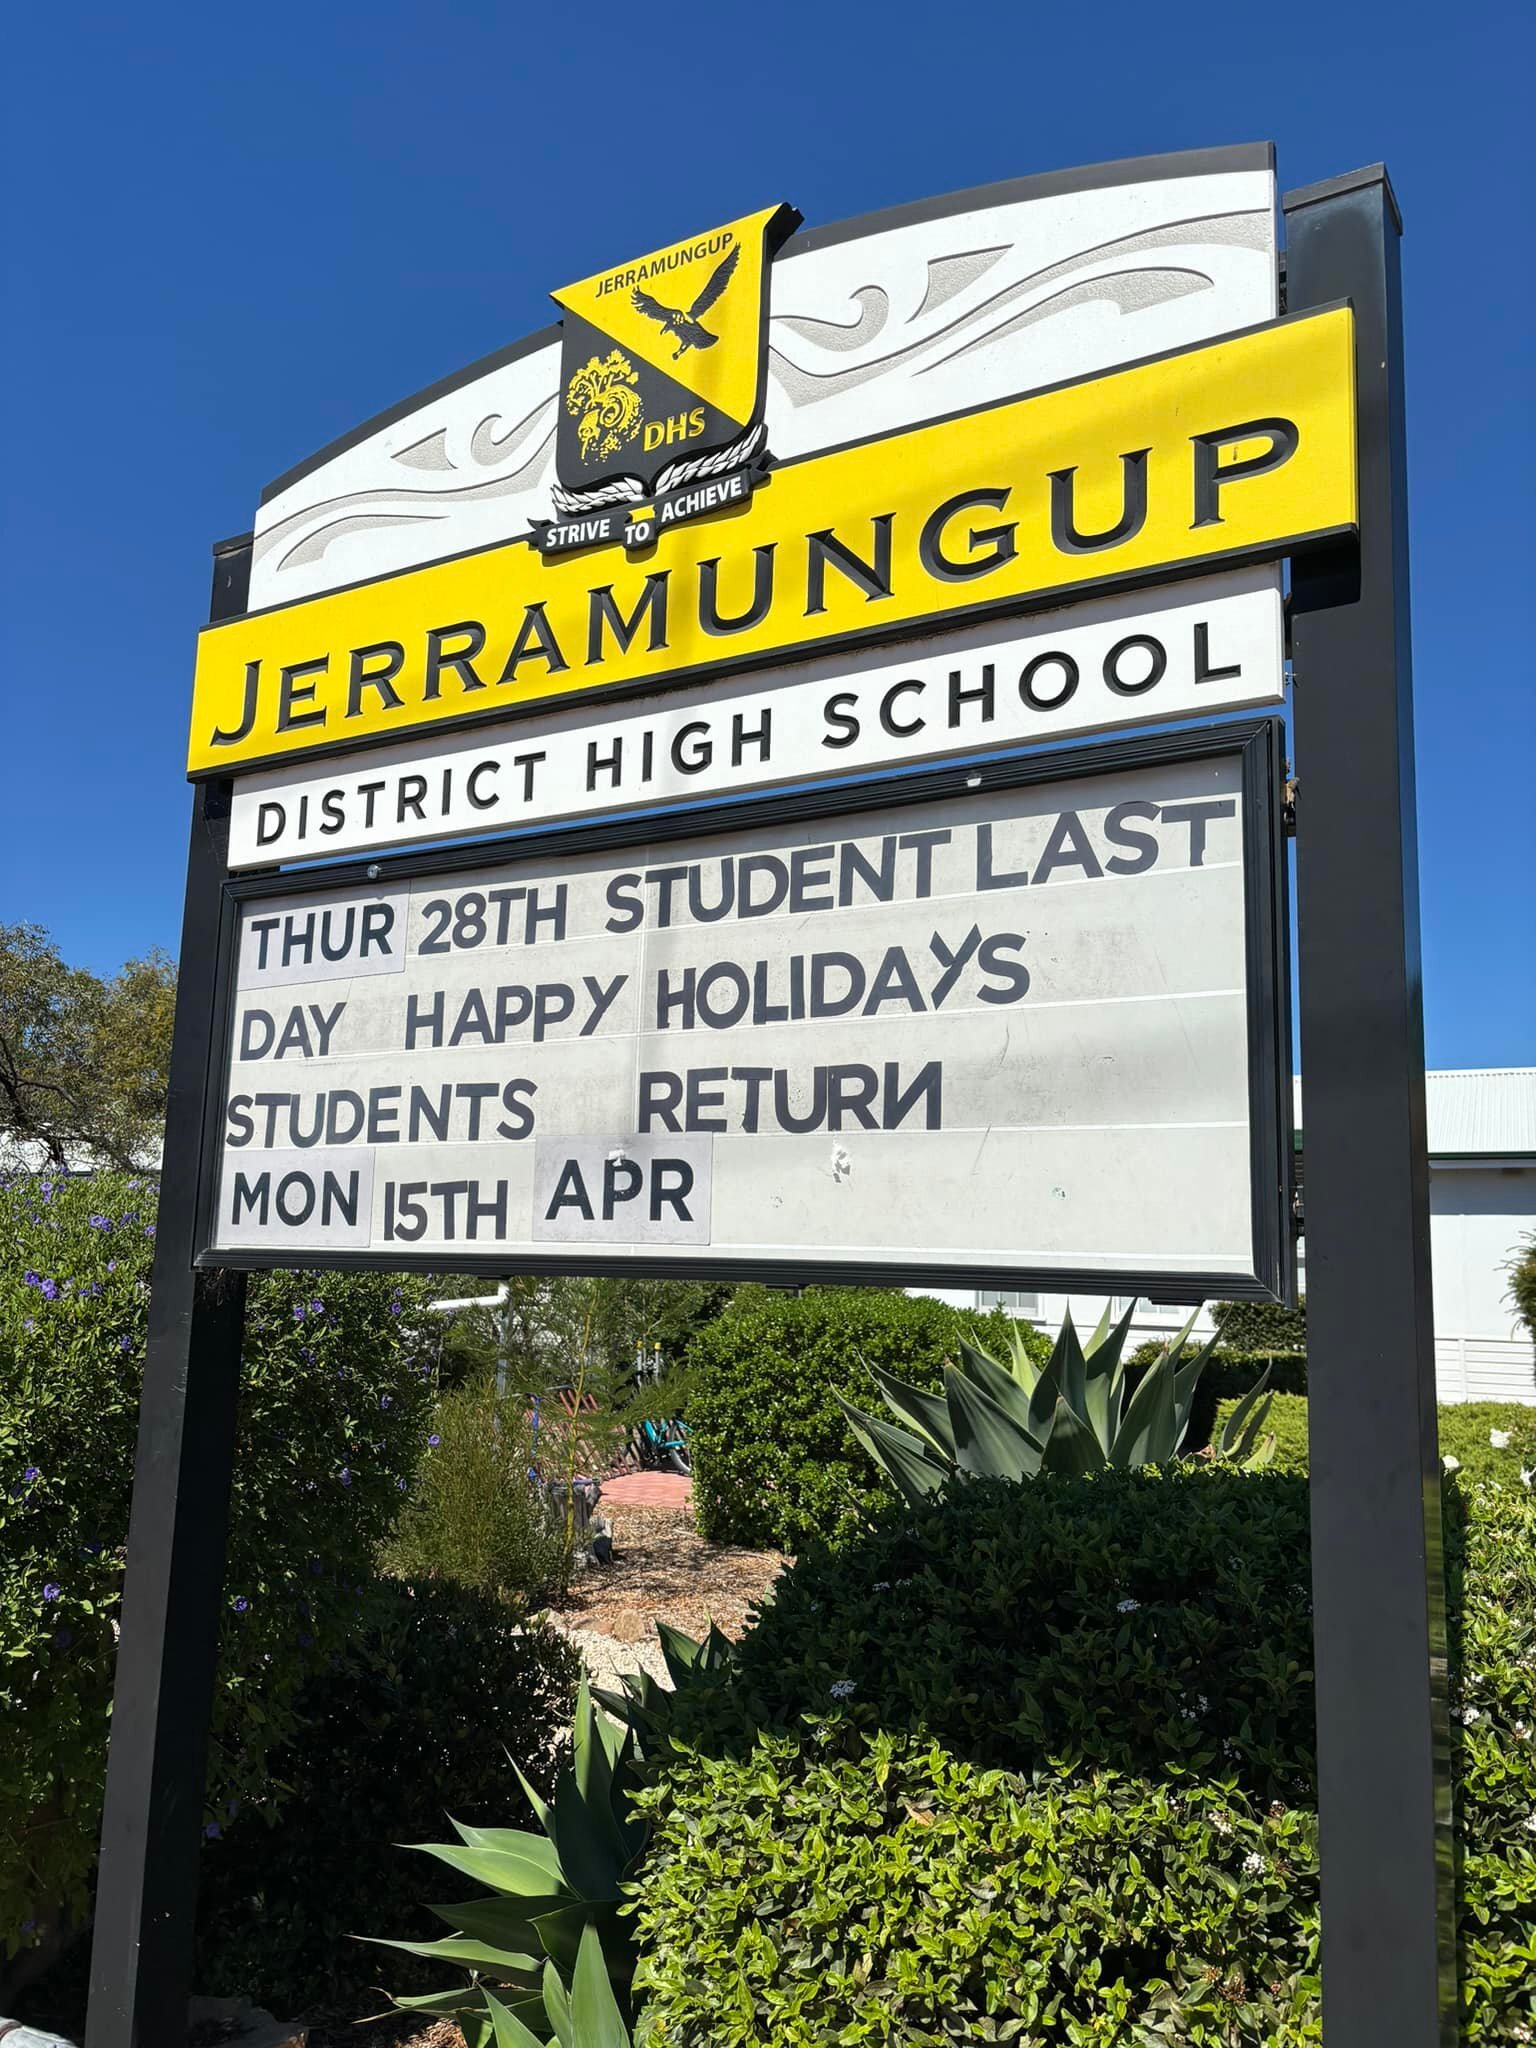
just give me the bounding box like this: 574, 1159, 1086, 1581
547, 1497, 786, 1646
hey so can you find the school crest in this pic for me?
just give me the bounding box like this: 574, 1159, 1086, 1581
537, 202, 800, 557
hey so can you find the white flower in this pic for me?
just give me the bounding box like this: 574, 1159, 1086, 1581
1442, 1455, 1461, 1473
1242, 1853, 1266, 1875
1524, 1815, 1536, 1836
1452, 1705, 1482, 1725
1514, 1721, 1531, 1742
1197, 1694, 1210, 1713
1211, 1812, 1234, 1836
872, 1582, 891, 1592
828, 1679, 857, 1700
1521, 1468, 1533, 1489
1116, 1598, 1141, 1614
1489, 1429, 1511, 1449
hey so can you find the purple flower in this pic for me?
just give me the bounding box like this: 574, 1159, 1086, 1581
88, 1214, 113, 1230
42, 1583, 61, 1602
232, 1596, 249, 1613
226, 1799, 240, 1816
39, 1279, 59, 1301
389, 1302, 402, 1315
119, 1335, 132, 1353
428, 1433, 441, 1448
292, 1305, 307, 1321
309, 1298, 325, 1315
144, 1224, 156, 1237
379, 1394, 392, 1409
23, 1271, 40, 1289
204, 1821, 221, 1840
24, 1466, 39, 1483
339, 1468, 352, 1487
107, 1259, 117, 1272
396, 1477, 407, 1491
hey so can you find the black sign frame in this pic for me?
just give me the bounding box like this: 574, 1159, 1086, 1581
189, 718, 1294, 1304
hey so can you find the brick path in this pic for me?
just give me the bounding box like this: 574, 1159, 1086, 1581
600, 1470, 694, 1508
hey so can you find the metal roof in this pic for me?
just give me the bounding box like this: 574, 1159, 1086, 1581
1425, 1069, 1536, 1157
1292, 1069, 1536, 1158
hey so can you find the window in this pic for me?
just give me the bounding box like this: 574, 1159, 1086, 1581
976, 1289, 1042, 1317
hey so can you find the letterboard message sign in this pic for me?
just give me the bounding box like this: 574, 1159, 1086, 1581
198, 721, 1289, 1297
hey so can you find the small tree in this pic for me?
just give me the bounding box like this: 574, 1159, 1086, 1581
0, 924, 175, 1171
1508, 1230, 1536, 1345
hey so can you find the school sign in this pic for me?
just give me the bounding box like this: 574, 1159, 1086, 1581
90, 147, 1453, 2048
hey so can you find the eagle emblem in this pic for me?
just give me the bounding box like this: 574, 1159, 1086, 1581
543, 203, 799, 549
630, 242, 741, 359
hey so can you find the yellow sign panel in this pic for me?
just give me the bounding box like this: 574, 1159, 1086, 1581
187, 307, 1356, 777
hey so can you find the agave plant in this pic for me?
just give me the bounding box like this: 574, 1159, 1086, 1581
482, 1922, 633, 2047
591, 1617, 737, 1751
836, 1307, 1274, 1503
369, 1678, 644, 2045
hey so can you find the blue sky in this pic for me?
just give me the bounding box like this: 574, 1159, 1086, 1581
2, 1, 1531, 1069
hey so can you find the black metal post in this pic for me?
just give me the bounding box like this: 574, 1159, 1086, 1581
1285, 169, 1455, 2042
85, 537, 254, 2048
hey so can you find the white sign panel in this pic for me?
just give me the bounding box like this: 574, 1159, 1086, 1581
208, 744, 1283, 1289
227, 568, 1281, 868
247, 147, 1275, 609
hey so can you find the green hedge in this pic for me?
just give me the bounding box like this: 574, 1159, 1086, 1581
194, 1577, 578, 2008
1211, 1297, 1307, 1353
0, 1171, 440, 1987
1129, 1343, 1308, 1393
685, 1287, 1048, 1551
1208, 1395, 1536, 1486
630, 1466, 1536, 2044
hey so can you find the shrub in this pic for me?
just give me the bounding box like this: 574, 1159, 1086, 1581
1447, 1478, 1536, 2031
684, 1287, 1047, 1551
1211, 1297, 1307, 1353
0, 1170, 440, 1985
380, 1377, 571, 1601
1441, 1403, 1536, 1481
630, 1467, 1536, 2044
194, 1577, 579, 2010
631, 1467, 1321, 2043
654, 1467, 1316, 1797
635, 1745, 1320, 2045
